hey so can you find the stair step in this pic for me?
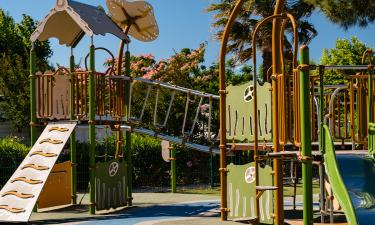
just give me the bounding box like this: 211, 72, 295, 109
256, 186, 278, 191
258, 152, 297, 160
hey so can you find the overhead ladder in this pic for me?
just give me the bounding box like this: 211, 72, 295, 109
0, 122, 77, 222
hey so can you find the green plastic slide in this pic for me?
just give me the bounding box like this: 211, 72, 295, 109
322, 125, 358, 225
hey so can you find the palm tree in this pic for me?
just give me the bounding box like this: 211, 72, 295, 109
207, 0, 317, 81
305, 0, 375, 29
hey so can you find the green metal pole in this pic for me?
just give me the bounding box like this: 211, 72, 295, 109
209, 153, 214, 189
319, 66, 325, 153
368, 68, 373, 124
170, 146, 176, 193
70, 49, 77, 205
89, 40, 96, 215
30, 43, 37, 213
30, 43, 37, 146
300, 45, 313, 225
319, 66, 326, 223
125, 48, 133, 206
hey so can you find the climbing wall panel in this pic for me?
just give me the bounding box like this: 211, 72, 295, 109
227, 162, 273, 224
0, 122, 76, 222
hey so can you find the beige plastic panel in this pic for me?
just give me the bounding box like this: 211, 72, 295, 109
0, 122, 76, 222
106, 0, 159, 42
226, 82, 272, 142
36, 71, 69, 120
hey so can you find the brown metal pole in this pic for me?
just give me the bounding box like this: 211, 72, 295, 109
218, 0, 245, 221
272, 0, 286, 224
115, 25, 131, 159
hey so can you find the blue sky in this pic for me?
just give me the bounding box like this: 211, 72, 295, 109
1, 0, 375, 70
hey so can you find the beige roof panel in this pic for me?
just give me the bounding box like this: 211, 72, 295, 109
31, 0, 129, 47
106, 0, 159, 42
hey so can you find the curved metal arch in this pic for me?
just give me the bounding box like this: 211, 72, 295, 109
84, 47, 116, 72
217, 0, 246, 221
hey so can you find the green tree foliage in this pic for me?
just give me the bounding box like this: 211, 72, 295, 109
305, 0, 375, 29
320, 37, 373, 84
107, 44, 252, 143
0, 10, 52, 131
207, 0, 317, 79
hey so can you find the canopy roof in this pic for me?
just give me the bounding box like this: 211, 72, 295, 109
106, 0, 159, 42
31, 0, 129, 47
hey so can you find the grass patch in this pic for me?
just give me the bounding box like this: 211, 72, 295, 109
174, 182, 320, 197
284, 182, 320, 196
178, 187, 220, 196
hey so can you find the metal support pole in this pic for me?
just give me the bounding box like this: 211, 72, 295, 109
125, 47, 133, 206
30, 43, 37, 146
70, 48, 77, 205
88, 39, 96, 215
218, 0, 245, 220
170, 146, 176, 193
319, 163, 325, 223
210, 153, 214, 189
319, 66, 326, 223
368, 67, 373, 124
300, 46, 313, 225
272, 1, 286, 224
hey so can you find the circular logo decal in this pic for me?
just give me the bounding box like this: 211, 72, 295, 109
244, 167, 256, 183
108, 162, 119, 177
244, 85, 254, 102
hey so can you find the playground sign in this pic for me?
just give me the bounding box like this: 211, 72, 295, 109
95, 160, 127, 210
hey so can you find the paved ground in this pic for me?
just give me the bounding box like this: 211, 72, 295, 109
28, 193, 221, 225
21, 193, 344, 225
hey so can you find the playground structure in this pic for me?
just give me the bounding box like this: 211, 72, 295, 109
218, 0, 375, 225
0, 0, 373, 224
0, 0, 221, 222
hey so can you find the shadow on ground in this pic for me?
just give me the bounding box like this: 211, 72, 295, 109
1, 201, 218, 225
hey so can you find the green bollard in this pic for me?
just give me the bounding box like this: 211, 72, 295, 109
300, 45, 313, 225
89, 42, 96, 215
70, 51, 77, 205
30, 43, 36, 146
125, 49, 133, 206
170, 146, 176, 193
